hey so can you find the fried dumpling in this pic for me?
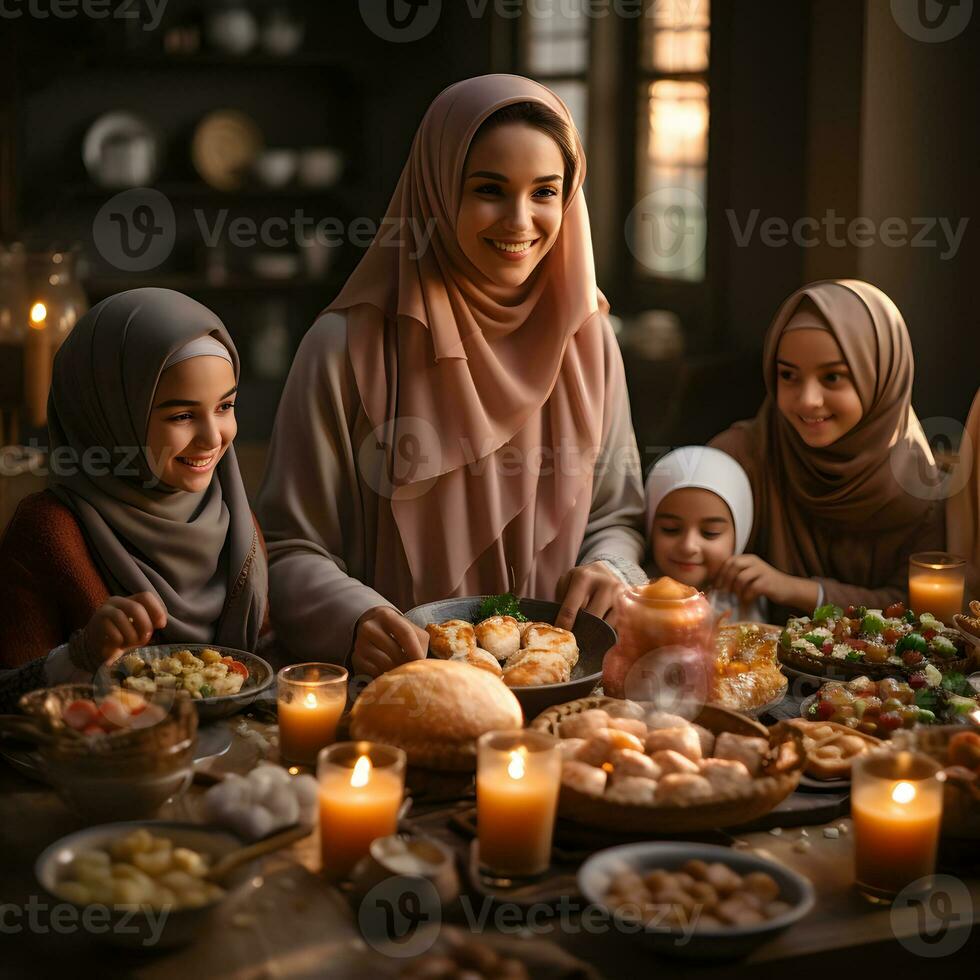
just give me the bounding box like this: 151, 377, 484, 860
502, 650, 570, 687
475, 616, 521, 661
523, 624, 579, 669
425, 620, 477, 659
451, 648, 503, 677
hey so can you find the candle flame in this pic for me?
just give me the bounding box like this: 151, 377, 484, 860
507, 747, 527, 780
30, 302, 47, 327
351, 755, 372, 788
892, 781, 916, 805
304, 691, 318, 709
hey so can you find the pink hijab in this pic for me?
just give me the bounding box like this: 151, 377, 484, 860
325, 75, 608, 602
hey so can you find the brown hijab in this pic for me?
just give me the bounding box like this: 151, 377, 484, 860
711, 279, 937, 586
326, 74, 608, 603
47, 288, 267, 650
947, 388, 980, 595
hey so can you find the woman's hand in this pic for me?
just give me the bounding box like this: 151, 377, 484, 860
352, 606, 429, 679
83, 592, 168, 667
714, 554, 819, 611
555, 561, 624, 630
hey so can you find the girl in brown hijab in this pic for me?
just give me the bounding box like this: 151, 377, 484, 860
947, 388, 980, 595
257, 75, 646, 678
711, 279, 943, 616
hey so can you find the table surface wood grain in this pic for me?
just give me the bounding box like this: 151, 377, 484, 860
2, 712, 978, 978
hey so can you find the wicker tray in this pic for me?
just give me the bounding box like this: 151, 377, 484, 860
531, 696, 804, 834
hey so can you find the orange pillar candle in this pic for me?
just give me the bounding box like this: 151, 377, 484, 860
317, 741, 405, 882
852, 750, 943, 903
476, 729, 561, 881
908, 552, 966, 624
277, 663, 348, 766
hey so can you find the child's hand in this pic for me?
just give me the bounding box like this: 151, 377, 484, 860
714, 554, 790, 607
555, 561, 625, 630
83, 592, 168, 667
352, 606, 429, 679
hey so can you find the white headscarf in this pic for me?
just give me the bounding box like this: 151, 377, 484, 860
645, 446, 754, 555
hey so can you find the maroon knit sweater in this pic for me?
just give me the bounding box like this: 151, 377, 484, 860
0, 490, 270, 669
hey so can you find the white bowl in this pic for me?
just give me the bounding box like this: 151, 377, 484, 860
253, 149, 297, 188
297, 147, 343, 188
35, 821, 251, 950
578, 842, 815, 960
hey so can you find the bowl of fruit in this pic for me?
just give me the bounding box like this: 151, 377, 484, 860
801, 672, 980, 738
779, 602, 972, 681
15, 684, 198, 820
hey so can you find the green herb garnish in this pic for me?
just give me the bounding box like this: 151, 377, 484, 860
476, 593, 528, 623
812, 603, 843, 623
860, 613, 887, 635
199, 684, 214, 699
896, 632, 928, 655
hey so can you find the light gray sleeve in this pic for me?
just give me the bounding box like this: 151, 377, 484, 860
577, 323, 647, 584
256, 313, 396, 664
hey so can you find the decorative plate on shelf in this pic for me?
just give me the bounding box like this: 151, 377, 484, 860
191, 109, 264, 191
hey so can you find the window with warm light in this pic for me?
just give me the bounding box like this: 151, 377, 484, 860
636, 0, 711, 282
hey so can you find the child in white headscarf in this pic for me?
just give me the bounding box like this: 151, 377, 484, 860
645, 446, 766, 623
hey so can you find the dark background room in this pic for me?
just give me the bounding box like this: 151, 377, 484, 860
1, 0, 977, 523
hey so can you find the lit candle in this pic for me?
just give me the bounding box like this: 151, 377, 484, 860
852, 750, 943, 903
24, 301, 51, 427
277, 663, 347, 766
476, 729, 561, 881
317, 741, 405, 882
908, 552, 966, 624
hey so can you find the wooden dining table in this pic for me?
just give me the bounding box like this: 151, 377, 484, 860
2, 704, 978, 979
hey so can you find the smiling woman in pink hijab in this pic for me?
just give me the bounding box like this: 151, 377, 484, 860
257, 75, 646, 678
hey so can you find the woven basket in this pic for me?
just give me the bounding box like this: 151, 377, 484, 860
532, 696, 804, 834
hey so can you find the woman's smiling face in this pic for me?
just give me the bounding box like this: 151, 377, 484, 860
456, 121, 565, 288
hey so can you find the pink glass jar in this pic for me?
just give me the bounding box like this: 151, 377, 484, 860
602, 577, 716, 701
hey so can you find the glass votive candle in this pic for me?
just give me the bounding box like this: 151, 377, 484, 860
317, 741, 406, 882
277, 663, 348, 766
476, 729, 561, 883
851, 749, 943, 904
908, 552, 966, 624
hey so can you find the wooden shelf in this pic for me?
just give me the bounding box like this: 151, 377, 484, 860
62, 181, 350, 202
84, 273, 337, 296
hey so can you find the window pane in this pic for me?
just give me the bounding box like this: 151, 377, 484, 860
527, 36, 589, 74
527, 0, 591, 35
631, 166, 707, 281
645, 79, 709, 166
547, 79, 588, 145
648, 0, 710, 30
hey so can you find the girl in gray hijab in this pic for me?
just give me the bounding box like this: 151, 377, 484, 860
0, 288, 267, 699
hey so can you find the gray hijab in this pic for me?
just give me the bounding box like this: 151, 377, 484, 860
47, 288, 267, 650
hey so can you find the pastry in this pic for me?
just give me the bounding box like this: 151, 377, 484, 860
606, 717, 648, 740
561, 760, 607, 796
786, 718, 878, 779
644, 711, 693, 731
558, 737, 586, 760
522, 624, 579, 669
517, 620, 550, 642
349, 659, 522, 771
655, 772, 714, 804
502, 650, 570, 688
609, 748, 661, 780
558, 708, 611, 740
606, 775, 658, 805
712, 624, 787, 712
451, 648, 502, 677
692, 723, 715, 758
699, 758, 752, 794
644, 726, 702, 762
425, 620, 477, 659
649, 749, 700, 775
575, 728, 645, 767
475, 616, 521, 661
714, 732, 769, 776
